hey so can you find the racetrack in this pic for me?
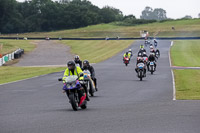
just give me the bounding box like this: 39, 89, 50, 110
1, 41, 200, 133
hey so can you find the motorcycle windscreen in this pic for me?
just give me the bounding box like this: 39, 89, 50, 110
64, 75, 78, 83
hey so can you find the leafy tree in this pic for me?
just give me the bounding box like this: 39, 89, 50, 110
140, 6, 167, 20
182, 15, 192, 19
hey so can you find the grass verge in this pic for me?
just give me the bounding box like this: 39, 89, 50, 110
0, 66, 66, 84
1, 19, 200, 38
174, 69, 200, 100
0, 39, 35, 55
61, 40, 134, 63
171, 40, 200, 67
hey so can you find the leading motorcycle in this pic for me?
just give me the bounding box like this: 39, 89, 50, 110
58, 75, 87, 111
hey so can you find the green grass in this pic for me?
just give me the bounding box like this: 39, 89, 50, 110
1, 19, 200, 38
174, 69, 200, 100
0, 40, 35, 55
0, 66, 66, 84
61, 40, 134, 63
171, 40, 200, 67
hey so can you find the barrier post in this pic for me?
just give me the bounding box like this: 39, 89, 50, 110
0, 58, 2, 66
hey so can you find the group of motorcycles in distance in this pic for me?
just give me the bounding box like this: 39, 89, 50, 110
123, 39, 160, 81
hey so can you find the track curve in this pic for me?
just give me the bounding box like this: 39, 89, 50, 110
1, 40, 200, 133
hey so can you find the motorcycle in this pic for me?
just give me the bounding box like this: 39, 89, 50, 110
58, 75, 87, 111
83, 70, 96, 97
123, 56, 129, 66
149, 61, 155, 74
137, 63, 145, 81
154, 42, 157, 48
155, 49, 160, 59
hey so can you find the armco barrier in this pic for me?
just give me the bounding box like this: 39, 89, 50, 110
0, 37, 200, 40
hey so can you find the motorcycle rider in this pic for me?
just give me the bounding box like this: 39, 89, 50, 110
150, 45, 156, 55
62, 61, 87, 105
154, 39, 157, 47
74, 55, 82, 68
147, 53, 157, 71
82, 60, 98, 91
138, 46, 146, 56
135, 58, 146, 77
140, 44, 145, 49
155, 48, 160, 58
142, 52, 148, 64
128, 49, 132, 57
123, 52, 130, 61
137, 52, 143, 63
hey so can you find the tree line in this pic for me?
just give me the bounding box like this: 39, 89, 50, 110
0, 0, 173, 34
0, 0, 123, 33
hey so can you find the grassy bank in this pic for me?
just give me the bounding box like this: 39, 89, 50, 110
1, 19, 200, 38
0, 40, 35, 55
61, 40, 134, 63
171, 40, 200, 67
0, 66, 65, 84
174, 69, 200, 100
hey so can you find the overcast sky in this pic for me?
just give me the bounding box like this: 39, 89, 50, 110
16, 0, 200, 19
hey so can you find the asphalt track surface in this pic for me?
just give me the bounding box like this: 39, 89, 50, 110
15, 40, 73, 66
1, 41, 200, 133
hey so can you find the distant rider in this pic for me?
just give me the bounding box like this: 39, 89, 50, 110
128, 49, 132, 57
82, 60, 98, 91
138, 45, 146, 56
142, 52, 148, 64
154, 39, 157, 47
123, 52, 131, 61
74, 55, 82, 68
147, 53, 157, 71
150, 45, 156, 55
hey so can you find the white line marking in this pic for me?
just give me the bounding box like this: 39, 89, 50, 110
171, 69, 176, 100
169, 41, 176, 100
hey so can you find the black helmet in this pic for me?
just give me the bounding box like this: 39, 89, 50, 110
83, 60, 89, 69
83, 60, 89, 65
67, 61, 75, 70
126, 52, 128, 55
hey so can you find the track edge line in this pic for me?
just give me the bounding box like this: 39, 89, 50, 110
169, 41, 176, 100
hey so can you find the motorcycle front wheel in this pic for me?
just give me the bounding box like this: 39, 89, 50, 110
69, 93, 78, 111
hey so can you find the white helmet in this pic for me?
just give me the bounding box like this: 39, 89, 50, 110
150, 45, 153, 49
129, 49, 132, 52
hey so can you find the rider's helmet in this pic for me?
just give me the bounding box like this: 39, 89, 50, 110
74, 55, 80, 61
150, 45, 153, 49
83, 60, 90, 68
140, 44, 144, 49
129, 49, 132, 52
126, 52, 128, 55
138, 52, 142, 57
67, 61, 75, 70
